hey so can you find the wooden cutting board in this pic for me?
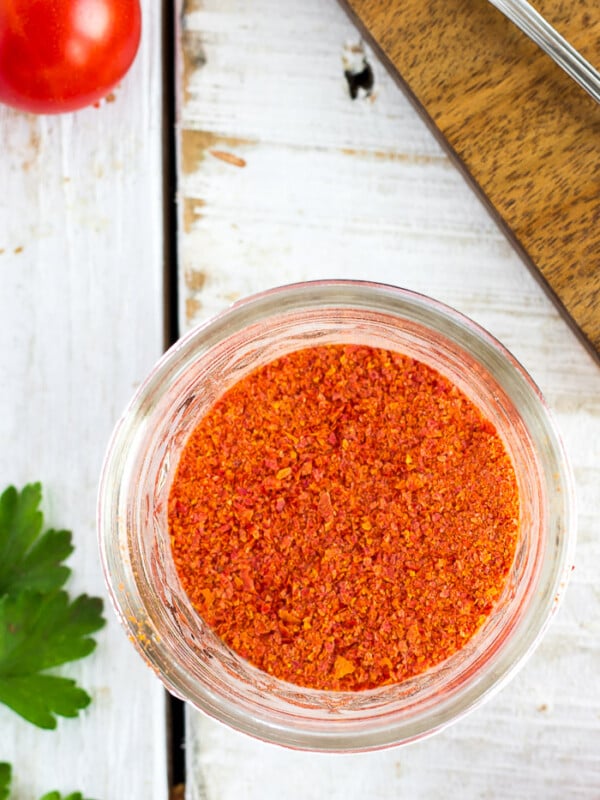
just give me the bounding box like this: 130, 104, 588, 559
340, 0, 600, 359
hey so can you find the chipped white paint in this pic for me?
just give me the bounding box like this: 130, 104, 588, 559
177, 1, 600, 798
0, 1, 167, 798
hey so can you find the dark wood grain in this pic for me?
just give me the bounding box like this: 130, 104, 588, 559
340, 0, 600, 358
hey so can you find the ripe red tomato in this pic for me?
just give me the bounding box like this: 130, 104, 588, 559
0, 0, 141, 114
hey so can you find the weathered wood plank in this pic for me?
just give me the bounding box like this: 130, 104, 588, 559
176, 1, 600, 797
0, 1, 168, 796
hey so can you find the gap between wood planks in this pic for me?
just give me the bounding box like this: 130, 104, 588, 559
162, 0, 186, 796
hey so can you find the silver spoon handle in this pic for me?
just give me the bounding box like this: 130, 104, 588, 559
487, 0, 600, 103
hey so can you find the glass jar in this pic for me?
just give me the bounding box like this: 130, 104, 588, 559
97, 280, 575, 751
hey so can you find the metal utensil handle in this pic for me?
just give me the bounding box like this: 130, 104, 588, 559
488, 0, 600, 103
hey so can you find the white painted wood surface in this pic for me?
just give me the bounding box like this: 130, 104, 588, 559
0, 2, 168, 798
176, 1, 600, 798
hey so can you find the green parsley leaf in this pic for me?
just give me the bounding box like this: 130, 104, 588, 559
0, 484, 73, 596
0, 482, 106, 728
0, 590, 105, 728
0, 763, 11, 800
0, 763, 94, 800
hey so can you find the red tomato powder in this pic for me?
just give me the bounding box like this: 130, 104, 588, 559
168, 344, 519, 691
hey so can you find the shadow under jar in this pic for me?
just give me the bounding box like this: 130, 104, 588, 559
98, 280, 575, 752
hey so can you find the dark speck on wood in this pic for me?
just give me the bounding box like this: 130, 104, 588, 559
342, 40, 374, 99
345, 63, 374, 99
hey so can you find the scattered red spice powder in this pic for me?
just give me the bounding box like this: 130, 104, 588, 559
168, 344, 519, 691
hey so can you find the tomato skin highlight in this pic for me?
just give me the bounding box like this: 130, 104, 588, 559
0, 0, 142, 114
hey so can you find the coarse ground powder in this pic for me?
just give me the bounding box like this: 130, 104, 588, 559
169, 344, 519, 691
